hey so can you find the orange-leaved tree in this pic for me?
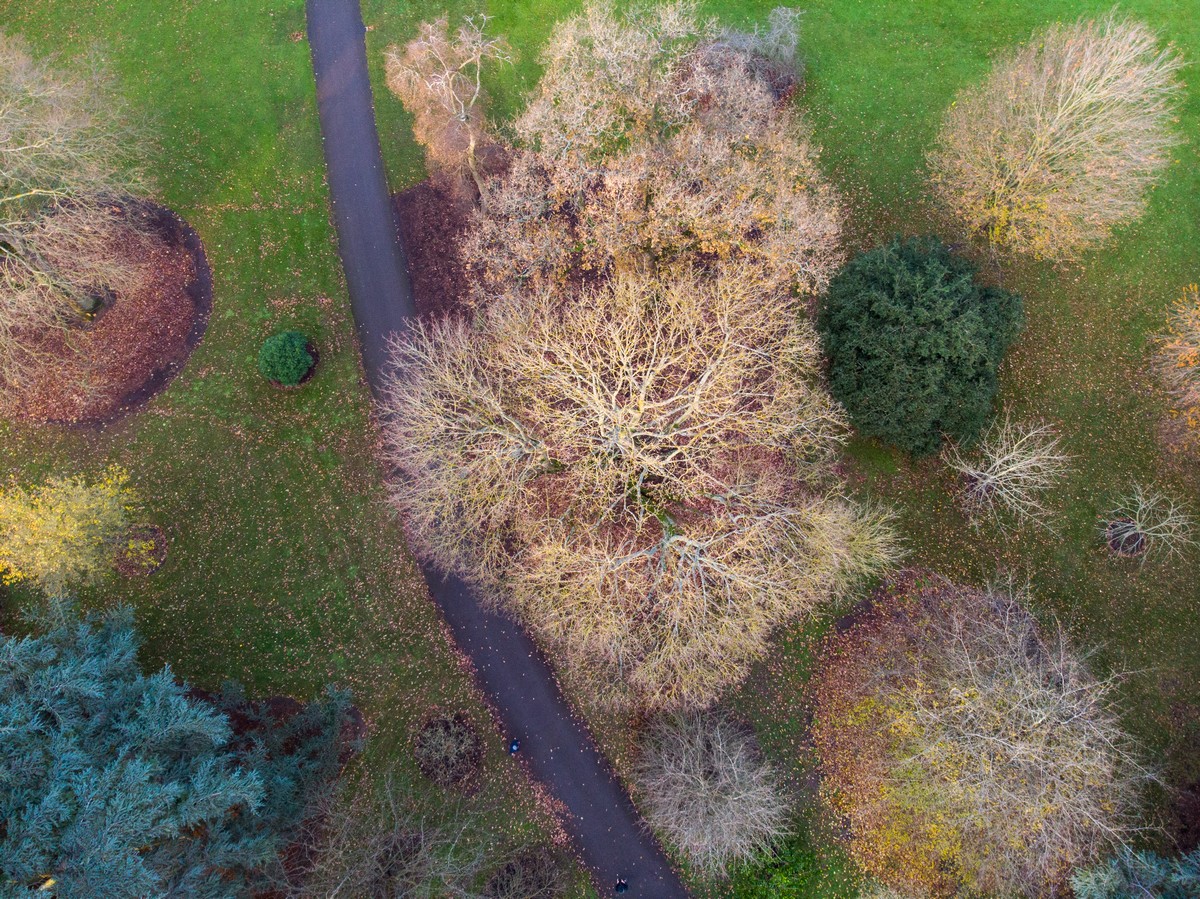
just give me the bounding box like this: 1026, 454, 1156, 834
384, 265, 897, 711
812, 574, 1152, 897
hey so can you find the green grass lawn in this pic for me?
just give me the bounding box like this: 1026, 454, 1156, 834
0, 0, 583, 886
363, 0, 1200, 894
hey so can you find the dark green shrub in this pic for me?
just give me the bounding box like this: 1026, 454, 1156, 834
258, 331, 314, 386
484, 845, 565, 899
413, 712, 482, 788
818, 236, 1023, 455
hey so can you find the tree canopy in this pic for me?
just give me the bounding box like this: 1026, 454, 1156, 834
0, 602, 351, 898
812, 577, 1151, 897
929, 14, 1183, 259
819, 236, 1023, 455
0, 34, 147, 389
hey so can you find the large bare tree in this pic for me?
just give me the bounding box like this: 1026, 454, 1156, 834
384, 266, 897, 711
459, 2, 842, 299
382, 3, 876, 711
0, 34, 146, 391
929, 13, 1184, 260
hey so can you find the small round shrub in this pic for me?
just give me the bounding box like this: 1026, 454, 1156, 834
634, 710, 791, 876
258, 331, 314, 386
818, 236, 1023, 455
412, 712, 482, 788
484, 845, 565, 899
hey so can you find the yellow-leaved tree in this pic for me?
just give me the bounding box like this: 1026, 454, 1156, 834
0, 465, 137, 595
812, 574, 1152, 897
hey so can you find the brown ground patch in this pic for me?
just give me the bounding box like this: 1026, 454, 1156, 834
2, 203, 211, 426
393, 178, 473, 321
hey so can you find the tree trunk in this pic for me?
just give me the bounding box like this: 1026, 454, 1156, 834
466, 131, 488, 212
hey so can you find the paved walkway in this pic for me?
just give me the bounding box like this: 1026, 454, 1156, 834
305, 2, 689, 895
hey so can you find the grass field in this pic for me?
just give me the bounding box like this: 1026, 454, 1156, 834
362, 0, 1200, 894
0, 0, 580, 886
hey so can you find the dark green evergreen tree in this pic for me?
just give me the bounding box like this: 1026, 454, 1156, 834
0, 602, 351, 898
818, 236, 1023, 455
1071, 848, 1200, 899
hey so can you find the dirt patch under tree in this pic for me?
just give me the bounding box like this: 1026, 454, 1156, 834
392, 178, 474, 321
2, 202, 212, 426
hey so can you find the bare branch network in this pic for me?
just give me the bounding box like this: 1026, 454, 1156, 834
947, 416, 1072, 528
284, 774, 564, 899
385, 2, 844, 301
1101, 483, 1195, 562
383, 16, 511, 206
382, 3, 891, 711
0, 33, 147, 390
930, 13, 1184, 260
814, 577, 1155, 898
634, 710, 792, 875
383, 266, 898, 711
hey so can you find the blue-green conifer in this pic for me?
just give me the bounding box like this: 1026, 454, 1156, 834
0, 603, 351, 898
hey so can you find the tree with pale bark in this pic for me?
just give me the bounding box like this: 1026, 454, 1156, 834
947, 416, 1072, 528
812, 575, 1153, 898
929, 12, 1184, 260
459, 1, 842, 299
0, 34, 147, 391
0, 465, 137, 596
384, 16, 511, 206
634, 710, 791, 876
383, 266, 897, 711
1101, 484, 1195, 562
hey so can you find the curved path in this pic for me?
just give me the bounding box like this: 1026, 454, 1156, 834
305, 3, 690, 896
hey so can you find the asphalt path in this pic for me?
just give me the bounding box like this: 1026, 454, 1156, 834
305, 2, 690, 895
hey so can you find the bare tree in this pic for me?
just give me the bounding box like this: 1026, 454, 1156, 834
0, 33, 146, 389
1101, 483, 1195, 561
384, 16, 511, 207
634, 710, 791, 876
284, 775, 495, 899
929, 13, 1184, 260
1156, 283, 1200, 440
710, 7, 805, 98
947, 417, 1072, 527
384, 266, 899, 711
460, 3, 841, 299
812, 576, 1154, 898
512, 1, 710, 169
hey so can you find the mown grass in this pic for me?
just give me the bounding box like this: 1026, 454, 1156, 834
366, 0, 1200, 894
0, 0, 578, 884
